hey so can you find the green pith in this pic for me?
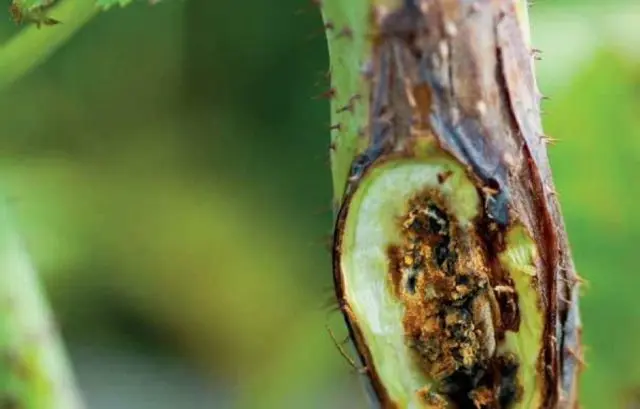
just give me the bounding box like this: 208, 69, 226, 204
498, 226, 545, 409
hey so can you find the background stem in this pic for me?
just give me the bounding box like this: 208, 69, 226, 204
0, 201, 84, 409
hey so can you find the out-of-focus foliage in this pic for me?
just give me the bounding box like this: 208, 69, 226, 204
0, 1, 638, 408
0, 204, 83, 409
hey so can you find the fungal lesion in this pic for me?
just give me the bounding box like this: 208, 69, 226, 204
387, 190, 521, 408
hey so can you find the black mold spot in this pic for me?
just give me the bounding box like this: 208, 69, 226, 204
456, 274, 470, 286
427, 203, 449, 235
406, 270, 418, 294
407, 202, 448, 236
434, 241, 450, 267
407, 202, 457, 273
436, 356, 520, 409
439, 365, 486, 408
497, 356, 520, 408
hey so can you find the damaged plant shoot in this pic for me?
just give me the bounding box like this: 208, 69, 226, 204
323, 0, 583, 408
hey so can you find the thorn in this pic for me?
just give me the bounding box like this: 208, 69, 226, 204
321, 294, 340, 313
566, 346, 587, 369
560, 271, 588, 288
336, 94, 361, 114
559, 275, 577, 287
329, 141, 337, 152
314, 87, 336, 100
326, 324, 367, 374
558, 293, 571, 305
336, 103, 353, 114
541, 134, 559, 145
532, 49, 543, 61
545, 184, 560, 198
336, 26, 353, 39
329, 123, 342, 132
306, 21, 335, 41
573, 272, 587, 286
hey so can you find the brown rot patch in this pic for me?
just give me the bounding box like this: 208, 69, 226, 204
386, 190, 521, 408
387, 190, 494, 379
431, 353, 521, 409
416, 386, 448, 408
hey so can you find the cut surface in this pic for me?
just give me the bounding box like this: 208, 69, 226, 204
336, 157, 544, 408
338, 158, 482, 408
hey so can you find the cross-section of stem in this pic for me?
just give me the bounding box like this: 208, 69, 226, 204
323, 1, 583, 408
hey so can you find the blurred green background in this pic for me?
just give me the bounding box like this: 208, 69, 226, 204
0, 0, 638, 408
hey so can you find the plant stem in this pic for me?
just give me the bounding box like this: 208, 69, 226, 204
323, 1, 582, 408
0, 202, 85, 409
0, 0, 99, 92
